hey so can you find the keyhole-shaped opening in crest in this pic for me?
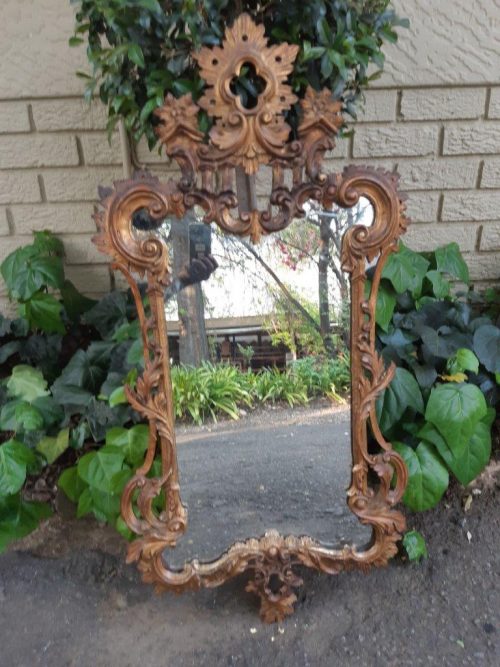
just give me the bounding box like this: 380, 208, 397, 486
230, 62, 267, 110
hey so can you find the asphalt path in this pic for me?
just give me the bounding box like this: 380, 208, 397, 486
169, 407, 371, 568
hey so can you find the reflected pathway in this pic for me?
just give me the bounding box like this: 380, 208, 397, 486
165, 406, 372, 569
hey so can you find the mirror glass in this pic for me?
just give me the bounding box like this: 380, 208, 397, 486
157, 199, 374, 568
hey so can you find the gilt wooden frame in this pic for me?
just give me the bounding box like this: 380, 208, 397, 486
92, 14, 409, 623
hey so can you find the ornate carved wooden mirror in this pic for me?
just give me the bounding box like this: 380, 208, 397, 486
92, 14, 409, 622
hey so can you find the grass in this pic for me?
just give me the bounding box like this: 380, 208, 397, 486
171, 354, 350, 425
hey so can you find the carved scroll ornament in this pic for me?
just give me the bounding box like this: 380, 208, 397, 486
92, 13, 410, 623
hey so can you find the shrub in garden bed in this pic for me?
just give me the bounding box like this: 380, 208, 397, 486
374, 242, 500, 513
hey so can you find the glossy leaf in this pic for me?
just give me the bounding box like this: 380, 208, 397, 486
375, 283, 397, 332
420, 411, 494, 486
403, 530, 428, 561
36, 428, 70, 464
473, 324, 500, 373
425, 383, 487, 457
58, 466, 86, 504
105, 425, 149, 467
0, 495, 52, 553
7, 365, 50, 402
435, 243, 469, 284
376, 367, 424, 432
382, 244, 430, 296
0, 439, 36, 497
394, 441, 449, 511
77, 447, 125, 493
14, 402, 45, 431
19, 291, 65, 334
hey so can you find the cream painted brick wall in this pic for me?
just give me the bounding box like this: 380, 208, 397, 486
443, 123, 500, 155
481, 159, 500, 189
0, 207, 10, 235
400, 88, 486, 121
0, 134, 79, 169
10, 203, 96, 235
0, 102, 30, 133
31, 100, 108, 132
463, 253, 500, 282
404, 222, 479, 252
480, 224, 500, 251
42, 167, 122, 202
59, 234, 109, 265
441, 191, 500, 221
404, 192, 441, 223
353, 124, 438, 158
79, 132, 123, 166
397, 158, 479, 191
65, 265, 113, 294
487, 88, 500, 120
0, 171, 41, 204
357, 90, 397, 122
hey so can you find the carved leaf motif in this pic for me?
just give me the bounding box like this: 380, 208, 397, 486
194, 13, 299, 173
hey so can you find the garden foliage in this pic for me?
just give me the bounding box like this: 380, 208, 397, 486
374, 242, 499, 511
70, 0, 408, 145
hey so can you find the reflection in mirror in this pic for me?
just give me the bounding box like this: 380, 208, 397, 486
157, 199, 374, 568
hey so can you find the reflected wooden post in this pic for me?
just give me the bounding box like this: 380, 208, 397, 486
92, 14, 410, 622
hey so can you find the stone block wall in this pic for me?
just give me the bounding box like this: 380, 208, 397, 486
1, 0, 499, 314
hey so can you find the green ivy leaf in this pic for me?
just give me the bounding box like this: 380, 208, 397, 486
33, 231, 64, 255
426, 270, 451, 299
7, 365, 50, 402
375, 283, 397, 332
394, 441, 449, 511
473, 325, 500, 373
128, 43, 145, 69
89, 487, 121, 524
55, 350, 107, 394
447, 348, 480, 376
58, 466, 87, 504
76, 487, 93, 518
420, 411, 494, 486
0, 400, 21, 431
115, 515, 133, 541
60, 280, 97, 322
108, 386, 128, 407
31, 396, 64, 429
14, 402, 45, 431
1, 246, 64, 300
36, 428, 70, 464
425, 383, 487, 458
0, 341, 21, 364
19, 291, 65, 334
83, 291, 128, 339
403, 530, 428, 561
50, 383, 93, 414
376, 367, 424, 432
0, 495, 52, 553
382, 244, 430, 297
77, 447, 125, 493
105, 425, 149, 467
435, 243, 469, 284
0, 439, 36, 497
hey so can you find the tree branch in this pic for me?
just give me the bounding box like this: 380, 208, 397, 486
238, 239, 321, 334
